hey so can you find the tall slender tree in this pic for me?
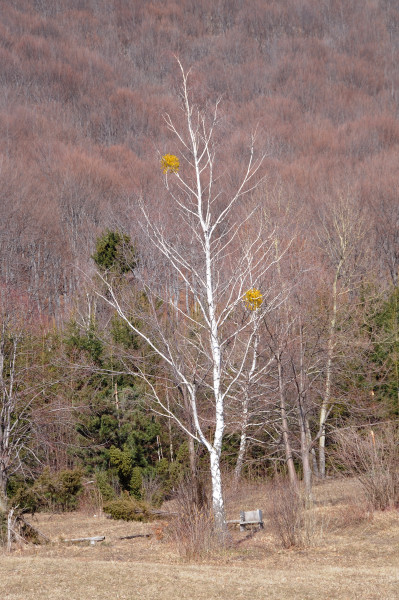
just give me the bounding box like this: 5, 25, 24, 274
95, 63, 284, 535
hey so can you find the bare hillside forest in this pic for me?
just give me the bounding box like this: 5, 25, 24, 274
1, 1, 399, 598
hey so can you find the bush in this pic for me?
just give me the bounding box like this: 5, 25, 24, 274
165, 477, 219, 559
334, 424, 399, 511
267, 479, 304, 548
103, 496, 151, 521
266, 478, 325, 549
11, 468, 83, 514
11, 484, 42, 516
57, 470, 83, 510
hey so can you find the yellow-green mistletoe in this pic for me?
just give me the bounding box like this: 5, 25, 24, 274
244, 288, 263, 310
161, 154, 179, 174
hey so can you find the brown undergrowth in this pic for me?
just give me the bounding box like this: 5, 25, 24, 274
1, 478, 398, 600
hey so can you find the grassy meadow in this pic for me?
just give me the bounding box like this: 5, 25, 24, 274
1, 478, 398, 600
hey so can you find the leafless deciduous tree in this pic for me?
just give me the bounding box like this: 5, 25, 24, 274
0, 300, 43, 513
96, 62, 286, 535
316, 193, 367, 478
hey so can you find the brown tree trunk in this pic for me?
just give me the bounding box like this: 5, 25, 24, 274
277, 355, 298, 488
298, 401, 313, 503
180, 386, 201, 506
233, 393, 249, 487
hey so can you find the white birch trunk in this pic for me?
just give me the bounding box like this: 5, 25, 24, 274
210, 448, 226, 535
7, 507, 14, 552
95, 63, 273, 539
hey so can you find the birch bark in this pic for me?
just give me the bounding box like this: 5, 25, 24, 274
94, 62, 278, 535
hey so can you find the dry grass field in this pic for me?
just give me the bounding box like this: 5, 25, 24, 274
1, 478, 398, 600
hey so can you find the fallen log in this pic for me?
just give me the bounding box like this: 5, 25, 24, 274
150, 510, 178, 517
62, 536, 105, 544
119, 533, 152, 540
19, 517, 50, 543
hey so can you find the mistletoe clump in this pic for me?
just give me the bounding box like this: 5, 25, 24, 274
161, 154, 179, 174
244, 288, 263, 311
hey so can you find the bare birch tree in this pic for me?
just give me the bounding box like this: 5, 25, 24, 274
95, 63, 284, 534
316, 193, 367, 478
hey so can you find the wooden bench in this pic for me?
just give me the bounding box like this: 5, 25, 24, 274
227, 509, 264, 531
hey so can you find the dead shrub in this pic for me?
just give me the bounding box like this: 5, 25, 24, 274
151, 521, 169, 541
267, 479, 325, 549
165, 477, 220, 560
267, 479, 304, 548
336, 500, 371, 529
78, 481, 103, 515
334, 424, 399, 511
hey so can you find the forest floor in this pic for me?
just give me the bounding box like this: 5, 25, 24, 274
1, 478, 398, 600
